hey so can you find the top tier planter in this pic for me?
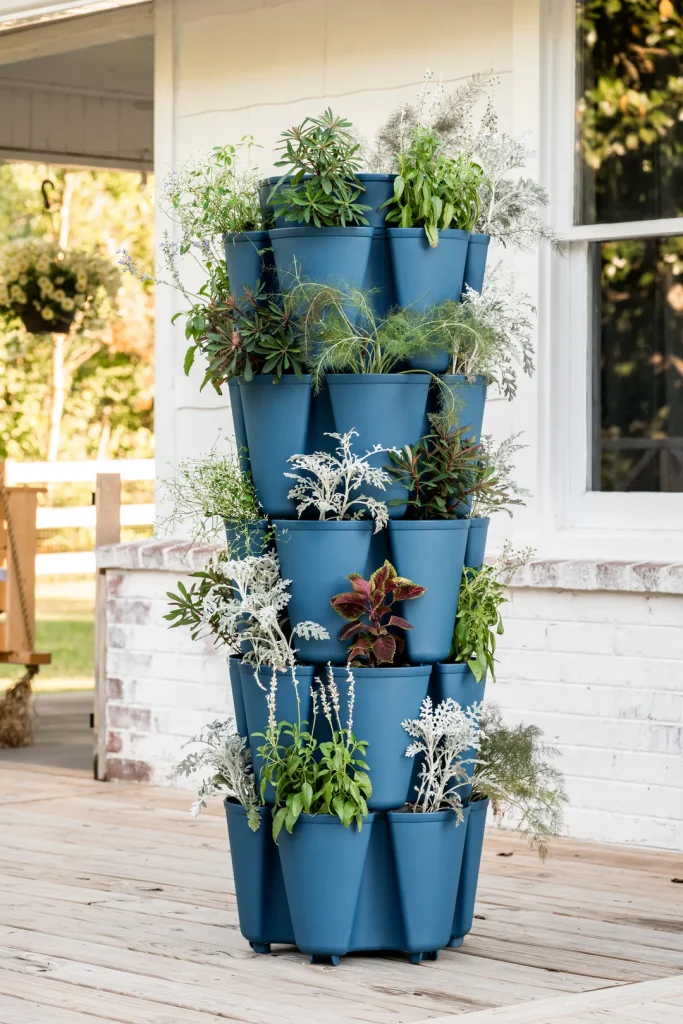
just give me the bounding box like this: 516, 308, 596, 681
387, 228, 469, 310
269, 226, 374, 293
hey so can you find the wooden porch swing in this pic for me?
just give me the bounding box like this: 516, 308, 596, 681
0, 464, 51, 747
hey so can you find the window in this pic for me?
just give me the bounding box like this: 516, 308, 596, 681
575, 0, 683, 494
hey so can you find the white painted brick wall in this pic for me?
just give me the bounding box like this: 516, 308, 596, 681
494, 587, 683, 852
100, 545, 683, 850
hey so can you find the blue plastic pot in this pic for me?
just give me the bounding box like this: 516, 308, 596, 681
224, 519, 270, 560
462, 233, 490, 295
273, 520, 374, 664
223, 230, 274, 301
239, 662, 315, 802
224, 801, 294, 949
449, 797, 489, 947
387, 228, 469, 309
388, 808, 469, 955
306, 387, 337, 456
464, 516, 490, 569
278, 813, 375, 957
228, 378, 250, 476
407, 347, 451, 374
432, 662, 487, 798
260, 174, 312, 229
228, 655, 248, 737
433, 661, 487, 711
331, 664, 431, 811
238, 375, 312, 517
327, 373, 430, 516
440, 374, 487, 443
389, 520, 470, 664
357, 173, 395, 228
364, 228, 396, 320
269, 226, 374, 292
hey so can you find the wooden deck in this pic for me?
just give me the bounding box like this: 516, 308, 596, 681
0, 765, 681, 1024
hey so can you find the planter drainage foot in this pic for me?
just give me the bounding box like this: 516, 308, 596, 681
425, 950, 439, 961
310, 954, 340, 966
447, 937, 464, 948
250, 942, 271, 955
409, 953, 423, 965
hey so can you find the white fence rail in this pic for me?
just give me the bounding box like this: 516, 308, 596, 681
5, 458, 155, 485
5, 459, 156, 575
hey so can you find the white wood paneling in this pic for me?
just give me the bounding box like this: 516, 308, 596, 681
0, 79, 152, 167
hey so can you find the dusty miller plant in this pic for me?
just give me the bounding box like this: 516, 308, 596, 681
257, 665, 372, 839
175, 717, 261, 828
472, 703, 568, 860
402, 696, 482, 817
457, 267, 536, 399
285, 431, 391, 532
159, 442, 264, 546
470, 433, 531, 519
165, 552, 328, 674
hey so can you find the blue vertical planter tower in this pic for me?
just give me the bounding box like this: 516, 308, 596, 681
221, 171, 495, 967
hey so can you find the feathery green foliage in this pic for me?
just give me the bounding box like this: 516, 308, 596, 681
472, 704, 568, 860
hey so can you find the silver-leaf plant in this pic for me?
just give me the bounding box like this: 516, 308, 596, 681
470, 433, 531, 519
457, 266, 536, 399
199, 552, 329, 676
175, 717, 261, 829
402, 696, 483, 818
285, 431, 391, 533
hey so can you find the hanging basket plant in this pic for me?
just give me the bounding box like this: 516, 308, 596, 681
0, 238, 120, 336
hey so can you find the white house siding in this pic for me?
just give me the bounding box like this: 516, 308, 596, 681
98, 543, 683, 851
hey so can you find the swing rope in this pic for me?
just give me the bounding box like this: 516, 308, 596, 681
0, 478, 39, 748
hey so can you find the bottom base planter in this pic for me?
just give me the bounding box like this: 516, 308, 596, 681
226, 805, 478, 963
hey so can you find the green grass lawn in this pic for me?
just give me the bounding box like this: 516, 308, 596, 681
0, 575, 95, 690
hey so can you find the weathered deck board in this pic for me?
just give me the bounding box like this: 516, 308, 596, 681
0, 765, 681, 1024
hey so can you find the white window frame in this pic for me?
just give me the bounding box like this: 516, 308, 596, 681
540, 0, 683, 543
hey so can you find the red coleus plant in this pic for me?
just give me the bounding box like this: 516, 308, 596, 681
330, 560, 426, 667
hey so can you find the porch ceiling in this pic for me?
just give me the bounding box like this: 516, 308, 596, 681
0, 2, 153, 170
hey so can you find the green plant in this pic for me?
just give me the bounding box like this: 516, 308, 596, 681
0, 237, 120, 333
472, 703, 568, 860
160, 445, 264, 545
451, 542, 533, 681
331, 560, 425, 667
471, 434, 530, 519
188, 284, 308, 390
387, 415, 516, 520
257, 666, 372, 839
380, 125, 486, 246
271, 109, 370, 227
175, 717, 262, 828
287, 281, 455, 389
162, 139, 262, 237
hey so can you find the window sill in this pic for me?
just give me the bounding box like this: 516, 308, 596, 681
512, 559, 683, 596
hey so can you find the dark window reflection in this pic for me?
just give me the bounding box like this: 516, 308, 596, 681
595, 236, 683, 491
576, 1, 683, 224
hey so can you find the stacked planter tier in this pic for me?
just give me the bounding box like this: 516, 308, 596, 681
223, 179, 492, 964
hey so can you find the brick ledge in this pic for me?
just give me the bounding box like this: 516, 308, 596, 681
96, 540, 683, 596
